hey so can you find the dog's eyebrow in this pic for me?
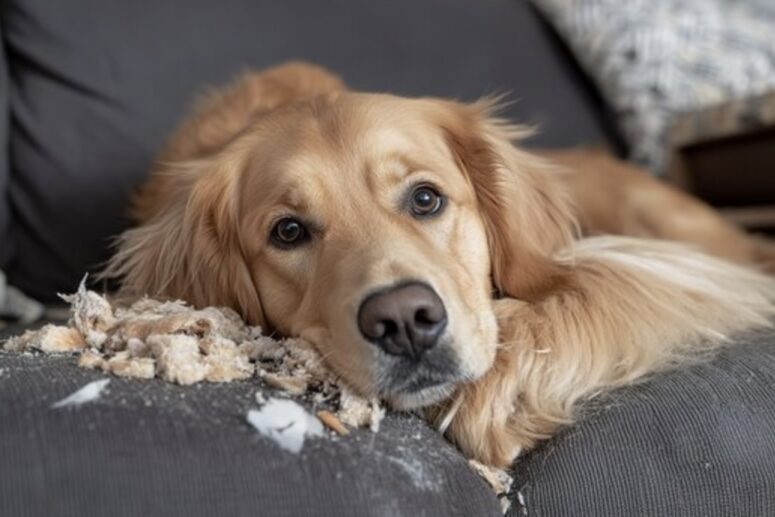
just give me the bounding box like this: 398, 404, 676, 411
279, 188, 304, 210
270, 190, 324, 234
273, 181, 326, 227
372, 153, 429, 187
276, 185, 315, 214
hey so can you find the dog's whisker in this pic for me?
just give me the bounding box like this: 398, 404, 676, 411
436, 390, 464, 435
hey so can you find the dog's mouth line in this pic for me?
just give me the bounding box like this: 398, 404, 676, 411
390, 370, 460, 393
386, 383, 457, 410
374, 340, 464, 394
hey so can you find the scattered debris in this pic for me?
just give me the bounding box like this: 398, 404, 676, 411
262, 372, 308, 395
317, 410, 350, 436
4, 279, 385, 432
338, 386, 385, 432
468, 459, 514, 514
51, 379, 111, 409
516, 490, 527, 515
3, 281, 524, 500
386, 454, 442, 492
246, 398, 324, 453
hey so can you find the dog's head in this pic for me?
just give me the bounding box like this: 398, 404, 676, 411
115, 93, 575, 409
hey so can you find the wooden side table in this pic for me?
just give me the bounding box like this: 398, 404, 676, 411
667, 91, 775, 231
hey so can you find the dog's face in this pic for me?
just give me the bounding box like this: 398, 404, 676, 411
121, 91, 575, 409
235, 94, 500, 408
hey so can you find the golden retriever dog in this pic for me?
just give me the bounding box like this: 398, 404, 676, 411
107, 62, 775, 467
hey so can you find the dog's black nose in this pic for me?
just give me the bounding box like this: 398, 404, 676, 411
357, 282, 447, 359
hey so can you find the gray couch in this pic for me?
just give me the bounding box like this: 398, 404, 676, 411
1, 1, 774, 515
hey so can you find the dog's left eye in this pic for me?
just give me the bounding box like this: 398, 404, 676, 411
270, 217, 309, 249
410, 185, 444, 218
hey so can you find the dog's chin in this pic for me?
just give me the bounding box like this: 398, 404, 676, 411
385, 382, 456, 410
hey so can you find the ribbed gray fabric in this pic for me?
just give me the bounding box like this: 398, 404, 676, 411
0, 351, 501, 517
509, 331, 775, 517
3, 327, 775, 515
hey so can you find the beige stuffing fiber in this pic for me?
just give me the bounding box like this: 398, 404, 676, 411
4, 280, 384, 432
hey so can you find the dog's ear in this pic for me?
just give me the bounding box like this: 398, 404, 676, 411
106, 156, 265, 325
440, 100, 577, 300
132, 62, 346, 223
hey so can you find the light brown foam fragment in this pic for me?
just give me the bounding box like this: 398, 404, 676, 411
5, 325, 86, 353
316, 410, 350, 436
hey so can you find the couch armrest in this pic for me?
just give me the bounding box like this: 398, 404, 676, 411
510, 331, 775, 516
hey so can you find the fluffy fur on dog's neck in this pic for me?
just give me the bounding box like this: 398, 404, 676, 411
433, 236, 775, 467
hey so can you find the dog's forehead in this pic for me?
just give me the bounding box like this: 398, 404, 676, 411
241, 93, 470, 222
264, 95, 455, 176
340, 95, 461, 178
346, 94, 453, 156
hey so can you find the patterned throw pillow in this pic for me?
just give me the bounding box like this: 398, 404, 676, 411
530, 0, 775, 173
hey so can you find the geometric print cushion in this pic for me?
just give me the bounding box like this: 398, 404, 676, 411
530, 0, 775, 173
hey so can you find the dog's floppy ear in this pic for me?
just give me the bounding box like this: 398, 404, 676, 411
441, 100, 577, 300
105, 155, 264, 325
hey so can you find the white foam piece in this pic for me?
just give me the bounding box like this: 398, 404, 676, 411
51, 379, 110, 409
246, 398, 323, 453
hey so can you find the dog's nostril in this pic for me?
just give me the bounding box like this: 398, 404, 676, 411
380, 319, 398, 338
357, 282, 448, 359
415, 306, 443, 326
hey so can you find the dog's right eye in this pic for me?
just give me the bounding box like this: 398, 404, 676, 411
270, 217, 309, 249
409, 185, 445, 218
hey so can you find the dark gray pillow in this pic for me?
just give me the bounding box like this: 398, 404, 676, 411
0, 22, 11, 268
2, 0, 612, 301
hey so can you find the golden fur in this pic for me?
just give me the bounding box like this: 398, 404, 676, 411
107, 63, 775, 467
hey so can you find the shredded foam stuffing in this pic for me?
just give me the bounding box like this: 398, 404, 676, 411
4, 281, 516, 500
4, 280, 384, 433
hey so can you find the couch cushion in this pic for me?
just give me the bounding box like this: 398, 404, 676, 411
0, 21, 11, 268
1, 0, 612, 301
0, 350, 502, 517
510, 331, 775, 516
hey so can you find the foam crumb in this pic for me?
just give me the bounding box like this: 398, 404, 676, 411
148, 334, 210, 385
262, 372, 308, 395
501, 496, 512, 514
51, 379, 111, 408
4, 279, 385, 432
317, 409, 350, 435
105, 353, 155, 379
516, 490, 526, 515
468, 459, 514, 514
338, 386, 384, 432
5, 325, 86, 353
78, 350, 105, 369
